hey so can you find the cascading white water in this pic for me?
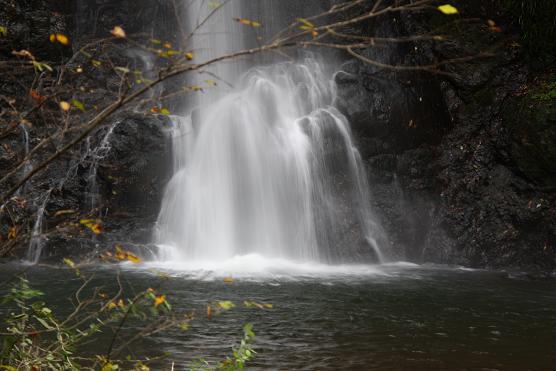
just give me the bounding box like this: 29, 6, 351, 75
155, 0, 386, 264
156, 58, 385, 263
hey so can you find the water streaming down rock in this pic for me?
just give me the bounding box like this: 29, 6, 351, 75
153, 0, 386, 264
26, 190, 52, 264
85, 123, 119, 212
156, 57, 386, 263
25, 124, 118, 264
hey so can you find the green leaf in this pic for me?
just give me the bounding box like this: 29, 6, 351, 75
297, 18, 315, 28
114, 66, 130, 74
218, 300, 235, 310
243, 323, 255, 338
32, 61, 53, 72
179, 322, 189, 331
34, 315, 54, 330
71, 99, 85, 112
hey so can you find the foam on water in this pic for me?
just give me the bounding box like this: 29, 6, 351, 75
121, 254, 423, 282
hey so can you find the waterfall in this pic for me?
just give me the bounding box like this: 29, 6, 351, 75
26, 190, 52, 263
86, 123, 119, 212
155, 0, 386, 264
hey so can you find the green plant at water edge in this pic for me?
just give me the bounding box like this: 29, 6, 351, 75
0, 275, 175, 370
190, 323, 256, 371
0, 277, 85, 369
0, 267, 260, 370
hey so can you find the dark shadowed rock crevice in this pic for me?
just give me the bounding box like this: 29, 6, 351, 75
334, 1, 556, 270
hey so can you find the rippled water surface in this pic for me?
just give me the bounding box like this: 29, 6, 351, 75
3, 260, 556, 370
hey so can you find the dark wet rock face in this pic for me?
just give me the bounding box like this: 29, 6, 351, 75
33, 114, 172, 263
0, 0, 177, 262
335, 2, 556, 270
2, 0, 555, 270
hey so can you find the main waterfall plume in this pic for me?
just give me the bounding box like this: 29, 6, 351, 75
154, 0, 386, 264
155, 59, 385, 263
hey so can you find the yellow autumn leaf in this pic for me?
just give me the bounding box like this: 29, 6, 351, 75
111, 26, 126, 38
125, 252, 141, 264
50, 33, 70, 45
63, 258, 76, 269
154, 295, 166, 307
438, 4, 459, 15
218, 301, 235, 310
223, 276, 234, 283
185, 52, 194, 60
59, 101, 71, 111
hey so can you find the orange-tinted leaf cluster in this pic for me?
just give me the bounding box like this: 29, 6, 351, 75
150, 107, 171, 115
154, 294, 166, 307
50, 33, 70, 45
114, 245, 141, 263
80, 219, 103, 234
234, 17, 261, 28
8, 226, 17, 239
29, 90, 46, 104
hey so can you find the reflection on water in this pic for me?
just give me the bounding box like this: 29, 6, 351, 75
2, 261, 556, 370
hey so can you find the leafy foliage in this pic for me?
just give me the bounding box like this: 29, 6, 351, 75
0, 275, 175, 370
190, 323, 256, 371
531, 81, 556, 101
0, 263, 267, 370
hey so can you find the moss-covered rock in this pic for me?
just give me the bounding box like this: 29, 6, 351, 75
505, 78, 556, 187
